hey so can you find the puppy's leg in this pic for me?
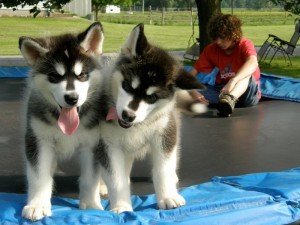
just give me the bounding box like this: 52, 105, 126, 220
22, 140, 56, 221
102, 148, 133, 213
124, 155, 134, 185
99, 177, 108, 197
79, 147, 103, 210
151, 133, 185, 209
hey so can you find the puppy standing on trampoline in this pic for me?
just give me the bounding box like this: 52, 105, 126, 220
189, 13, 261, 117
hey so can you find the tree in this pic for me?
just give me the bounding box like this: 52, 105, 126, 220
0, 0, 132, 18
0, 0, 70, 17
175, 0, 195, 9
195, 0, 221, 53
92, 0, 103, 21
92, 0, 132, 21
251, 0, 265, 10
269, 0, 300, 22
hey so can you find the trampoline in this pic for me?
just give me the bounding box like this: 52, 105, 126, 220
0, 66, 300, 224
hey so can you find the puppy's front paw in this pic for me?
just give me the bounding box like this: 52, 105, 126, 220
158, 194, 186, 210
22, 204, 52, 221
79, 200, 104, 210
110, 204, 133, 214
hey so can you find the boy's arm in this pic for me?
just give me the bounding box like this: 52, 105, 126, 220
189, 67, 198, 77
220, 55, 258, 96
232, 55, 258, 83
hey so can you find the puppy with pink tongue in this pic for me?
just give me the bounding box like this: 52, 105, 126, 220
58, 107, 80, 135
19, 22, 106, 221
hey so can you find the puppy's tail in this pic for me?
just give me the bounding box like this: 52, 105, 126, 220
176, 90, 208, 115
189, 102, 208, 114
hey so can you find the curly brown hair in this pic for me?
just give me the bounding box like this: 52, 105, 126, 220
207, 13, 243, 42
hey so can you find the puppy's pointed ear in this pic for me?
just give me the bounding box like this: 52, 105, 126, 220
19, 37, 49, 66
78, 22, 104, 56
121, 23, 149, 57
175, 69, 206, 90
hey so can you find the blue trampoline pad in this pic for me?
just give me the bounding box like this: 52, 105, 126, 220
0, 67, 29, 78
1, 168, 300, 225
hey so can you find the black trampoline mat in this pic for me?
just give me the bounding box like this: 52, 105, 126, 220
1, 78, 300, 199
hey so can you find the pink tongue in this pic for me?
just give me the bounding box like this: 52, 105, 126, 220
106, 107, 118, 121
58, 107, 79, 135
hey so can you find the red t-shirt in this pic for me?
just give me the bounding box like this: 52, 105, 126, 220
194, 38, 260, 86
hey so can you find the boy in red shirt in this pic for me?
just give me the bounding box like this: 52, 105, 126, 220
189, 13, 261, 117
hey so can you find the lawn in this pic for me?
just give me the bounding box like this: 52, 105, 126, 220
0, 17, 299, 78
259, 57, 300, 78
98, 8, 297, 26
0, 17, 297, 55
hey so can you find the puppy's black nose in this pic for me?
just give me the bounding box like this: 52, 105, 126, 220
122, 110, 136, 123
64, 93, 78, 106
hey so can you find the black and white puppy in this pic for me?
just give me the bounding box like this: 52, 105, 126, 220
19, 22, 105, 221
95, 24, 206, 213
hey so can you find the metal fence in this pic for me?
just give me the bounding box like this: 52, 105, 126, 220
99, 7, 296, 26
100, 7, 198, 26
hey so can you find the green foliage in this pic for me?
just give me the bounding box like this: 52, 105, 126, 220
221, 0, 273, 9
0, 0, 132, 17
142, 0, 195, 8
0, 0, 70, 17
269, 0, 300, 22
92, 0, 132, 11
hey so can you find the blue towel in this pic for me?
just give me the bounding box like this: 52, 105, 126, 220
1, 168, 300, 225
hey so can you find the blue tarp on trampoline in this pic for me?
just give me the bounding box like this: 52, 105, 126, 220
184, 66, 300, 103
0, 67, 29, 78
1, 67, 300, 103
1, 168, 300, 225
259, 73, 300, 103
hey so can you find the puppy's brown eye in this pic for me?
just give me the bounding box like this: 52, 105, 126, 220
77, 72, 88, 81
145, 93, 158, 104
48, 72, 64, 83
122, 80, 133, 92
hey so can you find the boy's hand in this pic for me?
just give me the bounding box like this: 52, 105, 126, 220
189, 90, 209, 105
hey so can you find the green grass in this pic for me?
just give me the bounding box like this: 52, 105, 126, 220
223, 9, 297, 25
259, 57, 300, 78
0, 16, 299, 78
0, 17, 199, 54
242, 25, 296, 46
98, 9, 297, 26
0, 17, 297, 55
